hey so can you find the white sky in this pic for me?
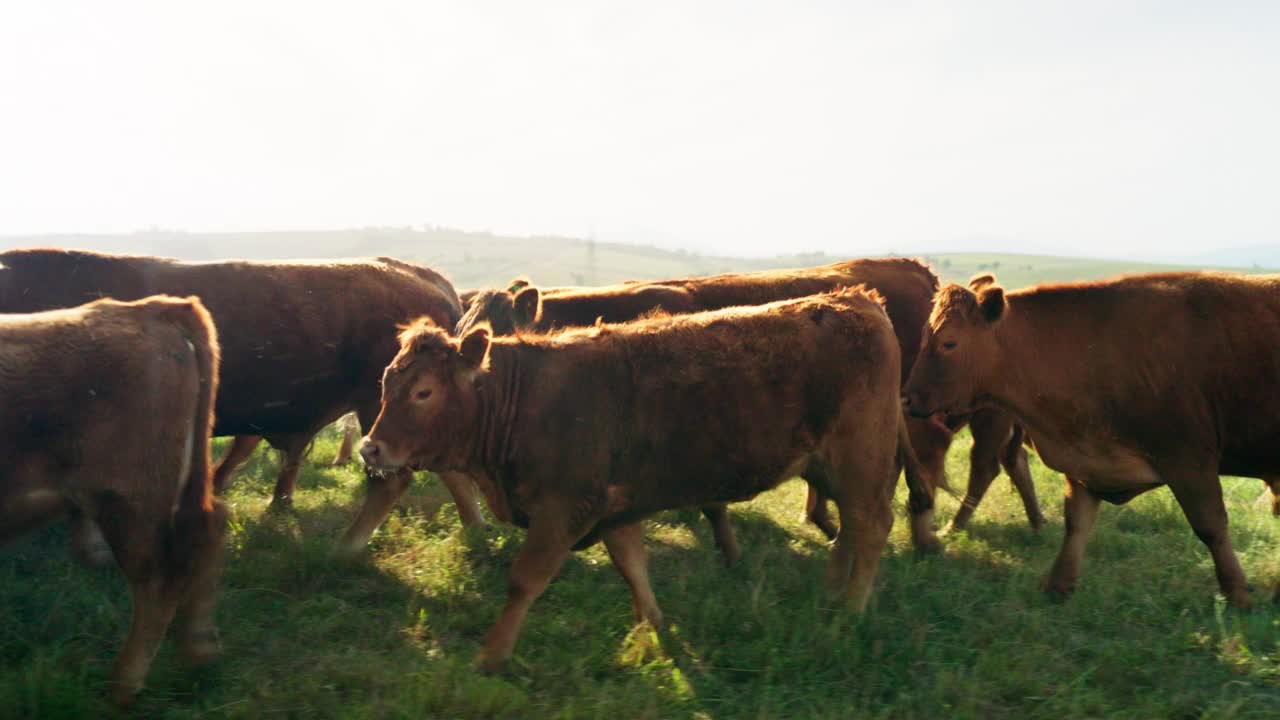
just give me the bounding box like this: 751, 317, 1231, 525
1, 1, 1277, 259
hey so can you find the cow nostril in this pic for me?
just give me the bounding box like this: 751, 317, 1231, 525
359, 438, 382, 462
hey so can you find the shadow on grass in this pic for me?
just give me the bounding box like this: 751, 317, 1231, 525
5, 469, 1277, 719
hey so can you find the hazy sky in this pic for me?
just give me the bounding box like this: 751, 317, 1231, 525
1, 1, 1276, 259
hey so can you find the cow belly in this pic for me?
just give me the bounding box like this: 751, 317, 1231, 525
614, 455, 810, 518
1034, 437, 1163, 494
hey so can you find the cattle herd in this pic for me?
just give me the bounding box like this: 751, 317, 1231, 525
1, 247, 1277, 706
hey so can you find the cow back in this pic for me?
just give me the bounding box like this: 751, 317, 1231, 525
0, 249, 461, 434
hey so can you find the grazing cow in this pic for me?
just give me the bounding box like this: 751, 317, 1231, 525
0, 296, 225, 705
456, 260, 1042, 557
0, 248, 483, 553
361, 288, 930, 670
903, 272, 1280, 607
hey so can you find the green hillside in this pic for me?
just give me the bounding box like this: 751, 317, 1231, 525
3, 228, 1271, 292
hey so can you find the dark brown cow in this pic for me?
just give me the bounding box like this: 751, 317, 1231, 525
903, 272, 1280, 606
361, 288, 930, 670
0, 296, 225, 705
456, 259, 1043, 557
0, 248, 483, 553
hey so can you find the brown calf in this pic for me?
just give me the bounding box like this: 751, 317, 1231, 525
0, 296, 226, 705
456, 260, 1042, 556
362, 289, 928, 670
0, 248, 483, 553
904, 272, 1280, 606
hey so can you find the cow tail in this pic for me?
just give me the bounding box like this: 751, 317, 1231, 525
175, 297, 220, 516
899, 412, 936, 515
157, 297, 223, 578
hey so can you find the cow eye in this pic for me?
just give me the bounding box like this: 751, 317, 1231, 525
415, 389, 433, 401
942, 340, 958, 351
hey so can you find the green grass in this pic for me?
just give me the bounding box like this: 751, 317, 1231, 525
2, 428, 1278, 719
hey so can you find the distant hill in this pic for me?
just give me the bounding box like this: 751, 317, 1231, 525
1165, 244, 1280, 270
2, 228, 1271, 291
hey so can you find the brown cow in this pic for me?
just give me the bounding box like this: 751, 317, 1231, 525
903, 272, 1280, 607
0, 248, 483, 554
455, 260, 1043, 557
0, 296, 225, 705
361, 288, 930, 670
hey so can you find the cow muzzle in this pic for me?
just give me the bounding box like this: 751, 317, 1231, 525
902, 393, 938, 419
359, 437, 406, 471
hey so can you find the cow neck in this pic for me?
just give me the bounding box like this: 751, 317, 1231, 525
471, 342, 522, 473
986, 298, 1078, 438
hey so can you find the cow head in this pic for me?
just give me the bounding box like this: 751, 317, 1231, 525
903, 273, 1007, 417
360, 318, 492, 472
453, 278, 542, 336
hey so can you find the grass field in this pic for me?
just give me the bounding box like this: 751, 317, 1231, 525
3, 427, 1278, 719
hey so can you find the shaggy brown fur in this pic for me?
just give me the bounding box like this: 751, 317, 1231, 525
456, 259, 1043, 553
366, 289, 911, 666
904, 271, 1280, 606
364, 288, 912, 670
0, 296, 225, 706
0, 248, 483, 551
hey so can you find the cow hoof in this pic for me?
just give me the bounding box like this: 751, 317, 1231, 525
332, 541, 367, 559
475, 653, 509, 675
1227, 592, 1252, 611
719, 546, 742, 567
108, 679, 142, 709
268, 496, 294, 512
1041, 578, 1074, 603
914, 538, 944, 556
180, 629, 223, 667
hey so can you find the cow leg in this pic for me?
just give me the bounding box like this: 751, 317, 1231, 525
265, 432, 313, 507
822, 437, 896, 612
69, 505, 115, 567
800, 462, 839, 540
906, 417, 949, 551
946, 432, 1001, 534
1167, 474, 1251, 609
173, 502, 229, 668
830, 489, 894, 612
700, 503, 741, 565
478, 510, 582, 672
96, 503, 184, 707
330, 416, 359, 466
1264, 475, 1280, 517
602, 522, 664, 628
1002, 425, 1045, 530
211, 435, 262, 494
440, 471, 487, 527
1044, 478, 1102, 598
802, 487, 838, 540
337, 467, 413, 554
110, 577, 179, 706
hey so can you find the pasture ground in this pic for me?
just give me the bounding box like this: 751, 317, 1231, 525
2, 428, 1278, 719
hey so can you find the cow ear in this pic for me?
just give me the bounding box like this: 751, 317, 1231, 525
458, 326, 491, 368
513, 287, 541, 327
976, 285, 1006, 323
968, 273, 996, 292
